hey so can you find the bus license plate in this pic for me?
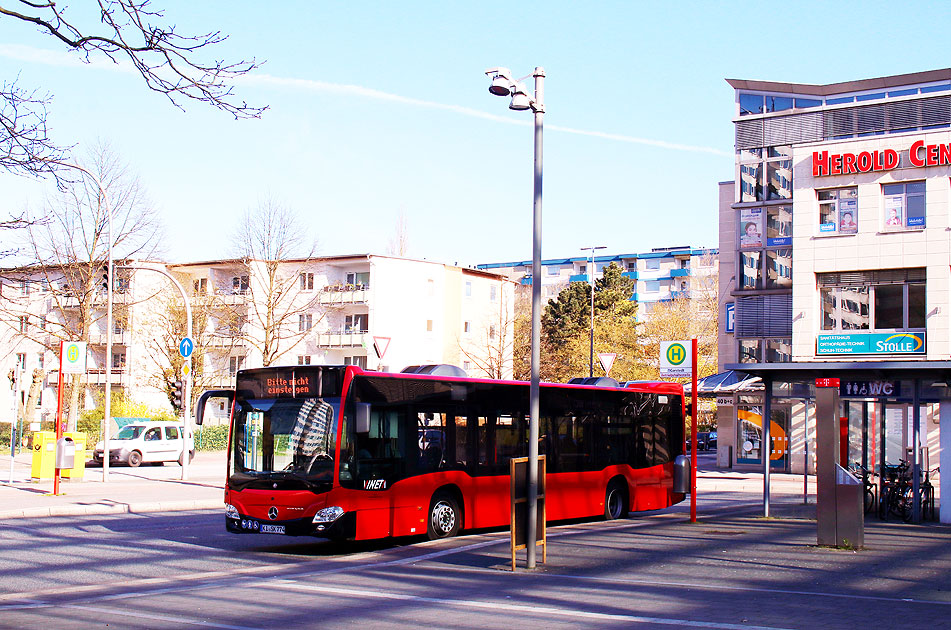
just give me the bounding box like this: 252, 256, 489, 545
260, 524, 285, 534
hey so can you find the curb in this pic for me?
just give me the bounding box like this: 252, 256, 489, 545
0, 499, 223, 521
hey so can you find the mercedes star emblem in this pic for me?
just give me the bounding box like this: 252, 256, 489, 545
268, 507, 279, 521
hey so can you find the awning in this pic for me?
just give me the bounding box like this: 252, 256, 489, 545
685, 370, 763, 397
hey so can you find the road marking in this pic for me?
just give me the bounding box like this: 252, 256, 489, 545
263, 581, 795, 630
65, 603, 267, 630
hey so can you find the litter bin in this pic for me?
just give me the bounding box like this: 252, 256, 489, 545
60, 432, 86, 480
31, 431, 56, 479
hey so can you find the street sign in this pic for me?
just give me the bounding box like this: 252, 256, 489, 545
372, 336, 391, 360
61, 341, 88, 374
181, 364, 191, 377
597, 352, 617, 376
179, 337, 195, 358
660, 340, 691, 378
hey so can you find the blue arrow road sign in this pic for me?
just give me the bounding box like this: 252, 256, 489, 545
179, 337, 194, 358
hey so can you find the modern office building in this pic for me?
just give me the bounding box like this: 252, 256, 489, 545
477, 246, 718, 321
1, 255, 514, 427
718, 68, 950, 522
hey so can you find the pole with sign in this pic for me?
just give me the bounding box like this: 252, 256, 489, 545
597, 352, 616, 377
660, 340, 697, 522
54, 341, 86, 495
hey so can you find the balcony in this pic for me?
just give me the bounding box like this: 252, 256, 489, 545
88, 332, 130, 346
216, 290, 250, 305
314, 330, 369, 348
318, 285, 369, 306
206, 334, 246, 348
48, 368, 128, 386
670, 269, 690, 277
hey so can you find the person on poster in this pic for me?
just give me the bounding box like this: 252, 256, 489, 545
886, 207, 902, 226
740, 221, 762, 247
839, 210, 857, 233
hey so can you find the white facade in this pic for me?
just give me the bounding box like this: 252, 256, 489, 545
2, 255, 514, 428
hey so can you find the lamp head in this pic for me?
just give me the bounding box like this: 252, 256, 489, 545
485, 67, 514, 96
509, 84, 532, 111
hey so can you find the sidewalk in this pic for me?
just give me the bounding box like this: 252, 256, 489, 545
0, 449, 225, 519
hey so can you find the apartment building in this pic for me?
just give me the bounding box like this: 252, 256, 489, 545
1, 255, 514, 427
719, 68, 950, 522
476, 246, 718, 321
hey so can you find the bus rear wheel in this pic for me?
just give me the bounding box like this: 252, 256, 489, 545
604, 480, 628, 520
428, 492, 461, 540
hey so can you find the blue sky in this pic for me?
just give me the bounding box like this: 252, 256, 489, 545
1, 1, 947, 267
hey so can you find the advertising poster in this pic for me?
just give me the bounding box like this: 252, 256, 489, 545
884, 196, 903, 227
838, 198, 858, 234
740, 207, 763, 248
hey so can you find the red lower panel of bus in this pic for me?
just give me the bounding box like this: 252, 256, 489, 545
226, 462, 682, 541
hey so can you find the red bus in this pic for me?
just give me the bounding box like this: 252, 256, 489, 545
197, 365, 687, 541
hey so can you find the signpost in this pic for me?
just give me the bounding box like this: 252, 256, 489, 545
372, 336, 391, 362
54, 341, 87, 495
179, 337, 194, 359
661, 339, 697, 522
597, 352, 617, 377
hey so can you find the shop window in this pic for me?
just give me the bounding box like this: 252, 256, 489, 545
818, 187, 858, 235
820, 278, 924, 331
883, 182, 925, 230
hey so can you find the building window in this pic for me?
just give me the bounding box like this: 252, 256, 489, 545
465, 281, 472, 297
229, 356, 245, 377
579, 264, 587, 274
490, 285, 498, 302
15, 353, 26, 370
297, 355, 311, 365
645, 259, 660, 271
426, 320, 433, 332
738, 339, 761, 363
37, 353, 44, 369
818, 187, 858, 235
344, 356, 367, 368
489, 325, 497, 339
345, 314, 367, 333
883, 181, 925, 229
19, 279, 29, 296
112, 352, 126, 369
546, 266, 560, 276
18, 316, 28, 333
300, 273, 314, 291
427, 279, 435, 296
645, 280, 660, 293
193, 278, 208, 295
462, 361, 471, 372
299, 314, 313, 331
738, 146, 791, 202
820, 273, 925, 331
626, 262, 636, 271
232, 275, 249, 294
737, 206, 792, 290
463, 321, 471, 334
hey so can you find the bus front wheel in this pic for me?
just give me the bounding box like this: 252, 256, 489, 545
427, 491, 461, 539
604, 480, 628, 520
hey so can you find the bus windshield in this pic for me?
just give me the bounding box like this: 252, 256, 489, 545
232, 397, 340, 486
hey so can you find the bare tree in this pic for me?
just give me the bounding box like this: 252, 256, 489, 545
386, 209, 409, 257
459, 280, 518, 379
0, 142, 162, 429
232, 198, 323, 367
142, 276, 235, 412
0, 1, 265, 181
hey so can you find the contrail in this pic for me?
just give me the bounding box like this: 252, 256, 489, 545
0, 44, 730, 156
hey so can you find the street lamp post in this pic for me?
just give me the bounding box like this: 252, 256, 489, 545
486, 65, 545, 569
581, 245, 606, 377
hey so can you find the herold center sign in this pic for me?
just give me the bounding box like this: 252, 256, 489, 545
813, 139, 951, 177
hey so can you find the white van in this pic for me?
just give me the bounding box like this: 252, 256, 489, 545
92, 421, 195, 467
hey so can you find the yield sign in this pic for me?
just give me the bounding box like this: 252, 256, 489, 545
372, 336, 391, 360
598, 352, 617, 376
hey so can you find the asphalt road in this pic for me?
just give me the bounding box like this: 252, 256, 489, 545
1, 470, 949, 630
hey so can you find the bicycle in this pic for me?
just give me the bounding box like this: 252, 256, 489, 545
904, 466, 940, 523
849, 462, 877, 514
879, 460, 911, 521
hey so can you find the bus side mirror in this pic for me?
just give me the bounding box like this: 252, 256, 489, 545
194, 389, 234, 426
356, 403, 371, 433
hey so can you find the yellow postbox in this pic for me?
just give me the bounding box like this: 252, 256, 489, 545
31, 431, 56, 479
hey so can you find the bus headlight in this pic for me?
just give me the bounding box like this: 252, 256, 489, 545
312, 506, 344, 524
225, 504, 240, 519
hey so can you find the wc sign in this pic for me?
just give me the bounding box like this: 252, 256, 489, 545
660, 341, 692, 378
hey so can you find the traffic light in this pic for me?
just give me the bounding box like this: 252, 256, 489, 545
101, 272, 109, 292
171, 380, 184, 413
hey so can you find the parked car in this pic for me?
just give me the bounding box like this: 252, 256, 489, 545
92, 421, 195, 467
